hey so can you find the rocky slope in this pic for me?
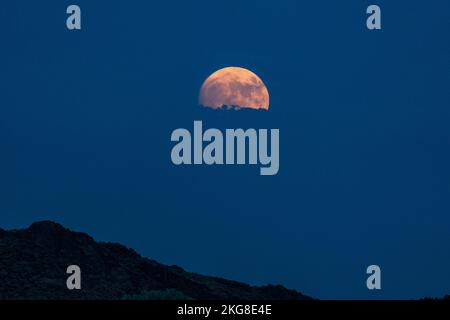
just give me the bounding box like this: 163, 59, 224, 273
0, 221, 311, 300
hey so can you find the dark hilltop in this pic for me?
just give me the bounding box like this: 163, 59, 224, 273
0, 221, 311, 300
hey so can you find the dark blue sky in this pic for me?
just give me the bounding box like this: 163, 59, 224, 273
1, 0, 449, 299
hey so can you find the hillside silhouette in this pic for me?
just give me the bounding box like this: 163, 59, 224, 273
0, 221, 311, 300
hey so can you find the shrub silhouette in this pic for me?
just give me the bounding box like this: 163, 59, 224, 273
122, 289, 192, 300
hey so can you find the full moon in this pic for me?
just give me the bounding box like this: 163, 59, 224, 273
199, 67, 269, 110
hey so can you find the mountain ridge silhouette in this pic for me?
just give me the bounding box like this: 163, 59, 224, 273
0, 221, 312, 300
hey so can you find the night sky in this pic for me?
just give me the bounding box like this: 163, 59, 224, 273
1, 0, 449, 299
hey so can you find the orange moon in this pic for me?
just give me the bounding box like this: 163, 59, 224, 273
199, 67, 269, 110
